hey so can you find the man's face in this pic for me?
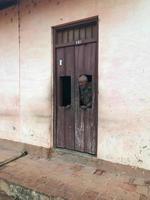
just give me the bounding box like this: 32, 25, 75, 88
79, 79, 88, 89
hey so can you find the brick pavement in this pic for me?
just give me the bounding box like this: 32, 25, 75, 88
0, 147, 150, 200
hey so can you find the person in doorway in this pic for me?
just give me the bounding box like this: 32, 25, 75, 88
78, 74, 92, 109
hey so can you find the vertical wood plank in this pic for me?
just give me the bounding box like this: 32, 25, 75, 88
92, 24, 98, 40
90, 42, 97, 154
56, 48, 65, 148
63, 30, 68, 44
64, 46, 75, 150
75, 45, 85, 152
57, 31, 62, 45
68, 29, 74, 42
86, 25, 92, 40
84, 43, 92, 153
80, 27, 86, 40
84, 43, 97, 154
74, 28, 79, 41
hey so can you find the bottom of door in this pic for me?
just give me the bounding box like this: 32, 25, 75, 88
54, 147, 97, 158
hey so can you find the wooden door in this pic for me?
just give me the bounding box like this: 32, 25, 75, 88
54, 17, 98, 155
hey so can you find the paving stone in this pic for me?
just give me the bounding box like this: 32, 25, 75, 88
0, 147, 150, 200
81, 190, 99, 200
139, 194, 148, 200
137, 185, 149, 196
145, 181, 150, 186
93, 169, 106, 176
119, 183, 137, 192
134, 178, 145, 186
128, 178, 135, 185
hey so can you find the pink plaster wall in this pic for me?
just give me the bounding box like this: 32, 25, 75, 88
0, 0, 150, 170
0, 6, 20, 141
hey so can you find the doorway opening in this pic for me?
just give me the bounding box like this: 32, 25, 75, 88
53, 17, 98, 155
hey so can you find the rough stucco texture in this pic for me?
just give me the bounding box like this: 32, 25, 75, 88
0, 0, 150, 170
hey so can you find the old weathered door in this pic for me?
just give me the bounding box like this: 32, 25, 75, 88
54, 17, 98, 155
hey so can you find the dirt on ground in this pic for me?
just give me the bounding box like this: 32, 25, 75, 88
0, 147, 150, 200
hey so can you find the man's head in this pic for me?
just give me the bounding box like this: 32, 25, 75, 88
78, 75, 88, 89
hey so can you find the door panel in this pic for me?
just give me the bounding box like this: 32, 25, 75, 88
56, 46, 75, 149
75, 43, 97, 154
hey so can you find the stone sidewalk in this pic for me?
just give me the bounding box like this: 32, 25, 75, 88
0, 146, 150, 200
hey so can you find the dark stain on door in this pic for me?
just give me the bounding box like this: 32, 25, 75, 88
53, 17, 98, 155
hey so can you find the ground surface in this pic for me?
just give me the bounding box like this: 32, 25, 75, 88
0, 146, 150, 200
0, 190, 13, 200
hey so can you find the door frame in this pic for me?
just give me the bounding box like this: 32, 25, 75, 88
52, 16, 99, 154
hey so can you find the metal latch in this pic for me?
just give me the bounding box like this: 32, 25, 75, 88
59, 59, 63, 66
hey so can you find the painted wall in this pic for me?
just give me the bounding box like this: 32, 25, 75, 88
0, 0, 150, 170
0, 6, 20, 141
